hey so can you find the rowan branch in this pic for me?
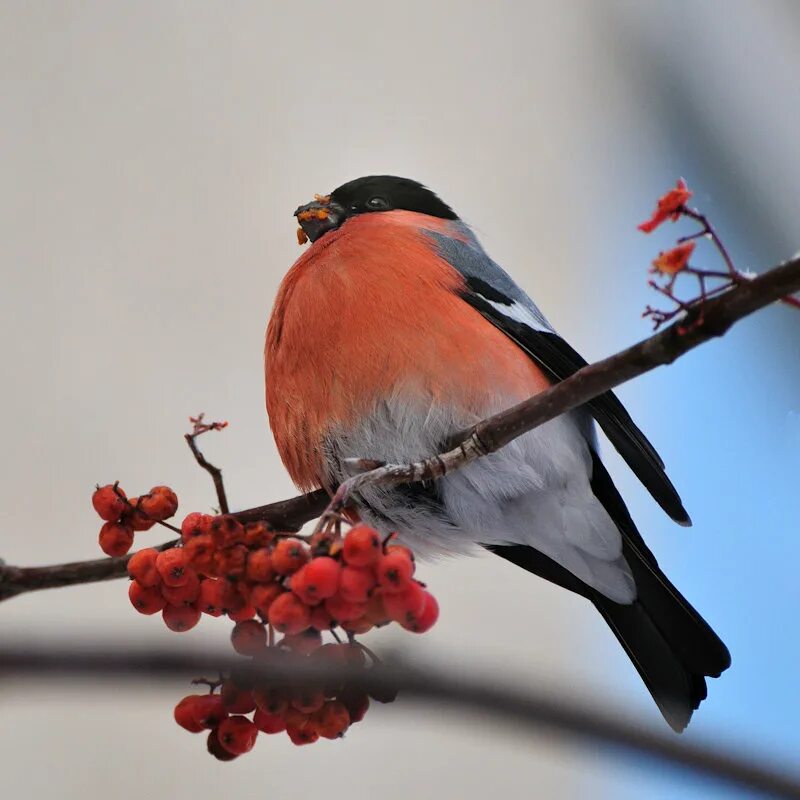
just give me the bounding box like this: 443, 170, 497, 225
2, 642, 799, 800
0, 491, 328, 602
0, 256, 797, 601
328, 254, 800, 509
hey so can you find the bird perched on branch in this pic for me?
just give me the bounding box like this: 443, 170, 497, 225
265, 175, 730, 731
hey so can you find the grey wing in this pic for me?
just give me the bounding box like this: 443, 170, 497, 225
424, 223, 690, 526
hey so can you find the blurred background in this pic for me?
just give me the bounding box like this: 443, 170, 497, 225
1, 1, 798, 797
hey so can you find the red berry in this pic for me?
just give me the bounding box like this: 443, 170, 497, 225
338, 565, 376, 604
227, 603, 256, 622
197, 578, 224, 616
218, 581, 247, 614
291, 687, 325, 714
249, 583, 283, 616
268, 592, 311, 635
174, 695, 205, 733
206, 729, 238, 761
161, 569, 200, 605
271, 538, 309, 575
231, 620, 267, 656
245, 548, 274, 583
386, 543, 416, 563
253, 708, 287, 734
254, 687, 289, 716
244, 521, 275, 548
128, 580, 166, 615
376, 551, 415, 593
312, 701, 350, 739
291, 557, 341, 604
183, 534, 216, 576
401, 591, 439, 633
192, 693, 228, 728
217, 716, 258, 755
363, 588, 390, 626
340, 689, 369, 723
342, 524, 382, 567
309, 604, 334, 632
124, 497, 156, 531
221, 682, 256, 714
342, 616, 373, 635
98, 522, 134, 557
287, 568, 316, 606
156, 548, 189, 587
210, 515, 245, 549
162, 603, 201, 632
286, 724, 319, 746
139, 486, 178, 521
180, 512, 212, 542
213, 544, 248, 580
383, 581, 427, 624
92, 484, 127, 522
126, 547, 160, 587
324, 593, 367, 623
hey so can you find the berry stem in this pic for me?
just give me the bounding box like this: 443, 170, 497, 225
348, 636, 381, 665
185, 414, 230, 514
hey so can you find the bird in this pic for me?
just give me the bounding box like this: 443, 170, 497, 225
264, 175, 731, 731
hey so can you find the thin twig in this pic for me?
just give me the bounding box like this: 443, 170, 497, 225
185, 414, 230, 514
646, 206, 800, 326
682, 207, 739, 276
1, 642, 799, 800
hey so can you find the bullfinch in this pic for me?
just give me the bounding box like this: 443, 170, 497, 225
265, 175, 730, 731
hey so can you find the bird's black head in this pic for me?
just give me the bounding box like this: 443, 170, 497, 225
294, 175, 457, 244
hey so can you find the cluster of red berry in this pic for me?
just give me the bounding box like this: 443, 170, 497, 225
92, 483, 178, 557
91, 482, 438, 757
174, 644, 387, 758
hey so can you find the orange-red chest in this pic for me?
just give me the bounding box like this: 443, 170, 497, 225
265, 212, 550, 490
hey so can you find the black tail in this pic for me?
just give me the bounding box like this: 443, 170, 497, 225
486, 451, 730, 732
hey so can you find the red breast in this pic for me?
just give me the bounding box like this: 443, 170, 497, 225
265, 210, 550, 490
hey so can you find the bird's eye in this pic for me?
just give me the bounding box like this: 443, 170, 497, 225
366, 196, 389, 210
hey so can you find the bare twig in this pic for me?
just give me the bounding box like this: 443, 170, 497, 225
185, 414, 230, 514
1, 642, 799, 800
1, 257, 798, 602
645, 206, 800, 328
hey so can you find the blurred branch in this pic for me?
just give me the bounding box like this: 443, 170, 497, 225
1, 255, 797, 602
2, 641, 799, 800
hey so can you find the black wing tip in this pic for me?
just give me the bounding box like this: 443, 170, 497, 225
670, 503, 692, 527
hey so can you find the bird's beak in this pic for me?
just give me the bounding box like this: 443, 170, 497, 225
294, 194, 345, 245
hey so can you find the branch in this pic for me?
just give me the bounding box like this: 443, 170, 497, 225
1, 256, 797, 600
328, 255, 800, 506
0, 490, 328, 601
2, 642, 799, 800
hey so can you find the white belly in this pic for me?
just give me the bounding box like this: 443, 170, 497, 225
324, 394, 635, 604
